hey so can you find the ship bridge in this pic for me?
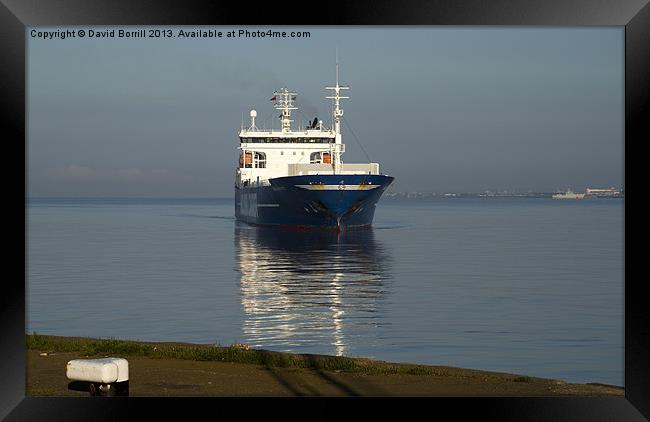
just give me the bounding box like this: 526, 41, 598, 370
236, 85, 379, 188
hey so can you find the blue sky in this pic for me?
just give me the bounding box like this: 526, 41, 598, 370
27, 26, 623, 197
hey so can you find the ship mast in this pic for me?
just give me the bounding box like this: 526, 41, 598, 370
325, 55, 349, 174
272, 87, 297, 132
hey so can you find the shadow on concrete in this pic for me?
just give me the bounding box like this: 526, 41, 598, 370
68, 380, 129, 396
67, 381, 91, 394
258, 351, 314, 396
256, 350, 379, 396
305, 355, 362, 396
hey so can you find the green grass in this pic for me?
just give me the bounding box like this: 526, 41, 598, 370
27, 333, 456, 377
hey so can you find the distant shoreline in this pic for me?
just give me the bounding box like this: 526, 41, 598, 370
383, 193, 624, 199
26, 194, 624, 201
27, 334, 623, 396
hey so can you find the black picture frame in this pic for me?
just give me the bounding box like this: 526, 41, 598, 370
2, 0, 647, 420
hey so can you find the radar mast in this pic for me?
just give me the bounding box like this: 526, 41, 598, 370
272, 87, 297, 132
325, 52, 349, 174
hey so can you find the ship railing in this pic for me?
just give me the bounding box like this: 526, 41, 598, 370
288, 162, 379, 176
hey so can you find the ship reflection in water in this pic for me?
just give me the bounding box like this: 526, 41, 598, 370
234, 224, 392, 357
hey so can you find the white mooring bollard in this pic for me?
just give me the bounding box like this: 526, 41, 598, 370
66, 358, 129, 396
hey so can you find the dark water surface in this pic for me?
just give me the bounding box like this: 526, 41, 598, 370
27, 197, 624, 385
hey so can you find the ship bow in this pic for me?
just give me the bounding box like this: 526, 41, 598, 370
270, 174, 394, 227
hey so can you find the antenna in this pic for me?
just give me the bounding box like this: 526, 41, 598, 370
272, 87, 298, 132
325, 51, 349, 174
336, 47, 339, 86
325, 61, 349, 136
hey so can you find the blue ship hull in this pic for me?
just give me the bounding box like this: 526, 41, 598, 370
235, 174, 394, 229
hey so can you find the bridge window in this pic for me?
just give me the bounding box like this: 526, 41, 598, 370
310, 151, 331, 164
254, 152, 266, 168
239, 151, 266, 168
240, 151, 253, 168
241, 137, 334, 143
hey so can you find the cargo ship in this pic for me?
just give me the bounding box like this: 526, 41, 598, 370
234, 65, 394, 230
585, 187, 622, 197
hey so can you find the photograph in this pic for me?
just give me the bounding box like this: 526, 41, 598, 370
24, 25, 626, 398
2, 1, 647, 419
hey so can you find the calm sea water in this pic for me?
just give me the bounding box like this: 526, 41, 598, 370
27, 197, 624, 386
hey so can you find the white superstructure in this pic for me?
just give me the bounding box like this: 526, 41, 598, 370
235, 69, 379, 189
586, 187, 621, 197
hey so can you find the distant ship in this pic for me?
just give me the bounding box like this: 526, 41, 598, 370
234, 63, 394, 230
585, 187, 622, 197
552, 189, 585, 199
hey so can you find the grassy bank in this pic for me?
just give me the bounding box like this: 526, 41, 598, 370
27, 333, 481, 377
26, 334, 623, 396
